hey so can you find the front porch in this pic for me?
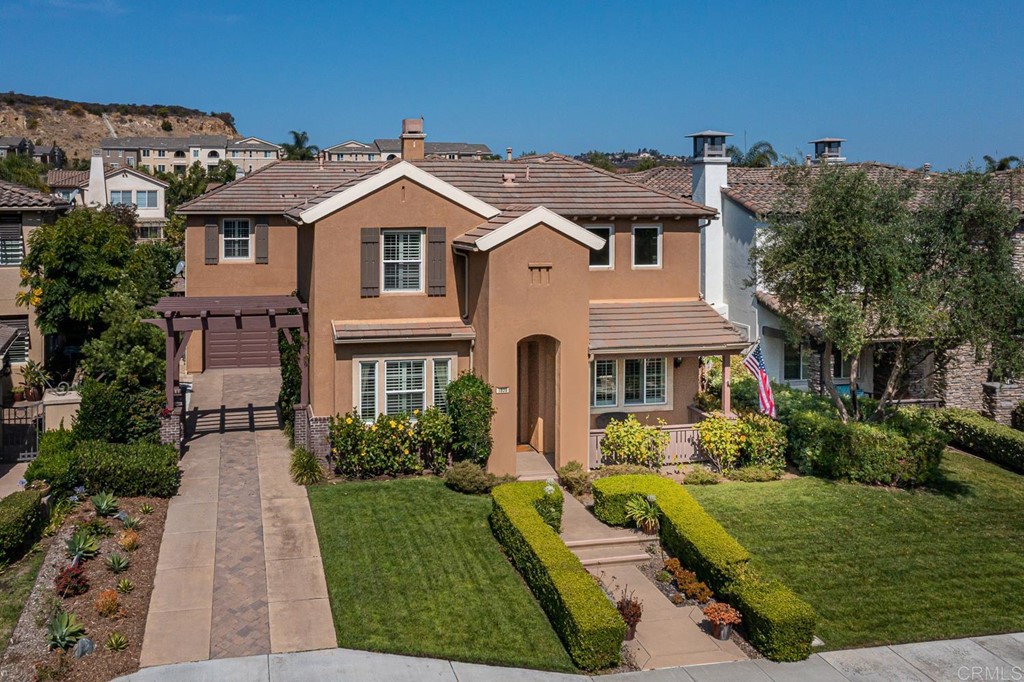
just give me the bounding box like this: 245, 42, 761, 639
588, 406, 711, 470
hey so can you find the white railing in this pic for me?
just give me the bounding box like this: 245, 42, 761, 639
589, 422, 704, 469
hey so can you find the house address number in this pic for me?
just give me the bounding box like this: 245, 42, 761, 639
495, 387, 511, 394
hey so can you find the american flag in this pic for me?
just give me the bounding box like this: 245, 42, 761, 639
742, 343, 776, 418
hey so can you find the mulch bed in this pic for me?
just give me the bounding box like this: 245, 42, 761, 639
0, 496, 168, 682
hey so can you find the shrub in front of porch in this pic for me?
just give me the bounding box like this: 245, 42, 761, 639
598, 415, 669, 468
696, 412, 787, 474
330, 411, 422, 478
929, 407, 1024, 473
75, 441, 180, 497
447, 373, 495, 466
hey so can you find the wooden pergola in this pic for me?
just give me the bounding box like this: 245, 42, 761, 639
144, 295, 308, 410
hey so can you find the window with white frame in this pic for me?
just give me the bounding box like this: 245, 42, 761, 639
359, 361, 378, 420
632, 225, 662, 268
784, 343, 813, 381
382, 229, 423, 292
385, 360, 426, 414
222, 219, 251, 259
142, 149, 150, 157
591, 359, 617, 407
356, 356, 452, 419
135, 190, 157, 209
586, 226, 614, 268
157, 164, 166, 173
832, 348, 853, 380
138, 224, 163, 240
624, 358, 666, 405
433, 358, 451, 411
157, 150, 166, 157
109, 190, 133, 205
192, 149, 199, 158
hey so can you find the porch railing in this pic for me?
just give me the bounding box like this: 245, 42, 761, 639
589, 422, 704, 469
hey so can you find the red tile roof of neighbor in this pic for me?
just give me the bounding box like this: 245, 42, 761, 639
589, 300, 749, 353
46, 169, 89, 188
0, 180, 70, 210
332, 318, 476, 343
451, 206, 532, 249
179, 154, 715, 219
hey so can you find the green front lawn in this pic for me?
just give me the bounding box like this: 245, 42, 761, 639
689, 450, 1024, 650
308, 478, 575, 672
0, 545, 46, 656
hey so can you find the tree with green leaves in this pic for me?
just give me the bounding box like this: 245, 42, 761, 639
982, 155, 1021, 172
727, 140, 779, 167
582, 151, 615, 172
752, 164, 1024, 422
281, 130, 319, 160
159, 160, 236, 215
0, 154, 47, 190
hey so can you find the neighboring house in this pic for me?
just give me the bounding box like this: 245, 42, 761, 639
100, 135, 282, 176
0, 180, 71, 398
31, 144, 65, 168
324, 119, 492, 161
171, 120, 748, 476
0, 137, 32, 159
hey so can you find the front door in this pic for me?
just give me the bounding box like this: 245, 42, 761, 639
516, 336, 557, 454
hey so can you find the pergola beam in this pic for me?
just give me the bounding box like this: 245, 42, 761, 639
143, 314, 305, 332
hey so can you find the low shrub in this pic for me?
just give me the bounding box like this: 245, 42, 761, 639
330, 412, 422, 477
726, 465, 782, 483
330, 411, 366, 477
721, 572, 816, 662
418, 406, 453, 474
290, 448, 325, 486
447, 373, 495, 466
25, 431, 79, 498
592, 463, 654, 479
535, 482, 563, 533
557, 460, 591, 497
75, 380, 162, 444
94, 589, 120, 617
490, 481, 624, 670
599, 415, 669, 468
929, 407, 1024, 474
739, 413, 787, 471
55, 564, 90, 597
0, 489, 46, 564
75, 441, 180, 497
696, 413, 741, 472
684, 465, 720, 485
443, 461, 514, 494
1013, 400, 1024, 432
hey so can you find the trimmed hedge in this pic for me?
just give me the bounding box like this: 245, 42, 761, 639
25, 430, 80, 498
591, 474, 815, 662
0, 489, 46, 564
490, 481, 624, 670
929, 408, 1024, 474
76, 441, 181, 497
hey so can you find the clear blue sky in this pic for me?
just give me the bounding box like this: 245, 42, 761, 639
2, 0, 1021, 170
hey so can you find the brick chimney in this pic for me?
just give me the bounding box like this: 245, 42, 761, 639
400, 118, 426, 160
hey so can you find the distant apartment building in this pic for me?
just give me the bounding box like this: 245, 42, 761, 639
323, 119, 492, 162
99, 135, 283, 176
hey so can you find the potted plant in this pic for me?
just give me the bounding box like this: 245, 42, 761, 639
12, 385, 24, 403
703, 602, 742, 640
20, 360, 47, 402
616, 589, 643, 641
625, 493, 660, 535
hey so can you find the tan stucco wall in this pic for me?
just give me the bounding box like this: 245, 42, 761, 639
101, 171, 166, 222
0, 212, 49, 397
586, 218, 702, 301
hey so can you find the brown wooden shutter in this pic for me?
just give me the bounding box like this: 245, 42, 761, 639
427, 227, 446, 296
360, 227, 380, 297
204, 222, 219, 264
255, 219, 269, 264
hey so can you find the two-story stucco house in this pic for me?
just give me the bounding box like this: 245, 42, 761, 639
323, 119, 493, 162
164, 120, 748, 476
100, 135, 282, 177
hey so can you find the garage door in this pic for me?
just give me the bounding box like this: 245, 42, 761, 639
204, 329, 280, 369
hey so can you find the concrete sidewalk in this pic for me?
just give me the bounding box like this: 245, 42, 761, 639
116, 632, 1024, 682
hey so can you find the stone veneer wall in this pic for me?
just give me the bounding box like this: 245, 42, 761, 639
982, 382, 1024, 426
936, 345, 990, 413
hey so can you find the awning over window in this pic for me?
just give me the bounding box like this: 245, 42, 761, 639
589, 300, 750, 354
332, 317, 475, 344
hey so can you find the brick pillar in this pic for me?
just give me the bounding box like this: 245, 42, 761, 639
295, 404, 331, 469
293, 404, 309, 450
159, 407, 184, 451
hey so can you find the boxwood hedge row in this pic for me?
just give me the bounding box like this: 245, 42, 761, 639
929, 408, 1024, 474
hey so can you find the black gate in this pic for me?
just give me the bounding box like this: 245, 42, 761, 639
2, 403, 44, 462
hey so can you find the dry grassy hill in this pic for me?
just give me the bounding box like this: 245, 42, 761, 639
0, 92, 239, 164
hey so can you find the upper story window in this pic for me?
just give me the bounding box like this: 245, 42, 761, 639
586, 225, 614, 269
382, 229, 423, 292
624, 357, 666, 405
264, 151, 273, 158
110, 190, 132, 205
192, 149, 199, 158
369, 154, 377, 161
135, 190, 158, 209
0, 220, 24, 267
0, 315, 29, 363
142, 149, 150, 157
632, 225, 662, 268
222, 219, 251, 260
231, 151, 240, 158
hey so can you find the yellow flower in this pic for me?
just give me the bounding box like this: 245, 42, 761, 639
389, 420, 396, 428
345, 417, 353, 424
371, 425, 377, 431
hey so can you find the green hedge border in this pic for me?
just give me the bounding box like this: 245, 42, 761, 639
592, 474, 815, 662
929, 408, 1024, 474
490, 481, 624, 671
0, 489, 46, 565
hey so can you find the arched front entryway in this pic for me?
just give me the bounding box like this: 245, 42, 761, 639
516, 335, 559, 465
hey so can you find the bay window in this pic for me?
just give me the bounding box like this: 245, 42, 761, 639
590, 357, 668, 408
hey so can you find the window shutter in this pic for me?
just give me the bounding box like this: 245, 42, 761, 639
255, 219, 269, 264
361, 227, 380, 297
204, 223, 219, 264
427, 227, 446, 296
0, 227, 22, 240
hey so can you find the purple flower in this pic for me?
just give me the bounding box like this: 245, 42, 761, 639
17, 478, 27, 488
69, 495, 79, 503
74, 486, 86, 495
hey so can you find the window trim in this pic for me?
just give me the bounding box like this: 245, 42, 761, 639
590, 356, 672, 413
353, 353, 456, 420
380, 228, 425, 294
358, 360, 378, 421
109, 190, 133, 206
585, 224, 615, 270
221, 217, 253, 261
591, 358, 617, 407
631, 223, 663, 269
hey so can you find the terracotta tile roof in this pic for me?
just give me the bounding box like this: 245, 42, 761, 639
589, 300, 749, 353
47, 169, 89, 188
624, 166, 694, 198
452, 206, 532, 248
332, 317, 476, 343
992, 169, 1024, 214
0, 180, 70, 210
176, 160, 380, 214
280, 154, 715, 221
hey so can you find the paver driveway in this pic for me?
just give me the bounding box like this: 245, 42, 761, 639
140, 369, 335, 667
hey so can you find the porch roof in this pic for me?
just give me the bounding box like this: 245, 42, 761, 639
150, 295, 306, 317
589, 300, 750, 354
332, 317, 476, 344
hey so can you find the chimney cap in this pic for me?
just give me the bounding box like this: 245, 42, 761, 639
809, 137, 846, 143
401, 118, 425, 136
686, 130, 734, 138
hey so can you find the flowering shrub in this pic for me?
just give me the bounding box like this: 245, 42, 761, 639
330, 411, 366, 477
696, 413, 742, 472
330, 411, 421, 477
599, 415, 670, 468
417, 406, 453, 474
703, 601, 742, 626
738, 413, 788, 471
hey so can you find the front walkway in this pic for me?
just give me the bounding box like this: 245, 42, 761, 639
115, 632, 1024, 681
140, 369, 335, 667
0, 461, 27, 499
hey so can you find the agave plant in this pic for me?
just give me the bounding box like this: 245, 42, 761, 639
105, 631, 129, 652
105, 552, 131, 574
65, 530, 100, 565
47, 611, 85, 650
139, 503, 154, 515
121, 515, 142, 530
91, 492, 119, 517
116, 578, 135, 594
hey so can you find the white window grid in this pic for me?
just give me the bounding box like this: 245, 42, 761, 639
381, 229, 424, 292
222, 219, 251, 259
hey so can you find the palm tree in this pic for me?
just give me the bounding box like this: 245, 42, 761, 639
281, 130, 320, 161
726, 141, 779, 168
982, 155, 1021, 173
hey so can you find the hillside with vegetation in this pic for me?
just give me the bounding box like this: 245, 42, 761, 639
0, 92, 238, 166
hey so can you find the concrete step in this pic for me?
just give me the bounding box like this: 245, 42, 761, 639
564, 535, 654, 550
518, 474, 559, 482
572, 545, 653, 567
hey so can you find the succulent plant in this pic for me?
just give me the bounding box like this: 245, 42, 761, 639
105, 631, 129, 652
65, 530, 100, 564
139, 503, 154, 515
91, 492, 119, 517
94, 589, 120, 617
104, 552, 131, 574
116, 578, 135, 594
47, 611, 85, 650
121, 515, 142, 530
55, 564, 90, 598
117, 530, 139, 552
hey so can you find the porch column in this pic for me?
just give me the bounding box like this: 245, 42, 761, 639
722, 353, 732, 417
164, 327, 176, 410
298, 311, 309, 406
